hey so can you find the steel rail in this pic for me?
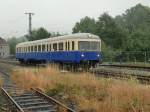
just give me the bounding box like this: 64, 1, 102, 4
1, 87, 24, 112
100, 64, 150, 70
33, 88, 76, 112
0, 63, 75, 112
94, 70, 150, 84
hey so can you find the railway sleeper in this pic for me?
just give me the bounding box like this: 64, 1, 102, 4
19, 101, 51, 108
16, 98, 46, 104
13, 95, 40, 101
22, 104, 57, 112
12, 92, 34, 97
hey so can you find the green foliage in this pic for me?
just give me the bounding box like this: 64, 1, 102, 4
72, 14, 126, 49
72, 16, 97, 34
96, 13, 126, 49
50, 32, 62, 37
7, 37, 27, 54
26, 27, 63, 41
116, 4, 150, 51
26, 27, 51, 41
46, 84, 65, 97
72, 4, 150, 62
125, 30, 150, 51
7, 27, 63, 54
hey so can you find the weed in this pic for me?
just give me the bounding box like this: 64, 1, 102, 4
12, 66, 150, 112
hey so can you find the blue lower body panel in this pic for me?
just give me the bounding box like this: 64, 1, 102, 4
16, 51, 102, 64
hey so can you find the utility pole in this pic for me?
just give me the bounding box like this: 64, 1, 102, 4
25, 12, 34, 37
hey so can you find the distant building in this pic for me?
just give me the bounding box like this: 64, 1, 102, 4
0, 37, 9, 58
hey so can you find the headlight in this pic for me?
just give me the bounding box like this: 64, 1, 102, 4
81, 54, 84, 57
97, 54, 100, 57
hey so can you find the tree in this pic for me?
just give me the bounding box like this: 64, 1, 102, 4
116, 4, 150, 51
26, 27, 51, 41
96, 13, 126, 49
72, 14, 126, 49
50, 32, 62, 37
125, 29, 150, 51
72, 16, 97, 34
7, 36, 27, 54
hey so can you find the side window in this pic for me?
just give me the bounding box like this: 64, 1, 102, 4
65, 42, 67, 51
58, 43, 63, 51
42, 44, 45, 51
31, 46, 33, 52
68, 42, 70, 51
28, 46, 30, 52
18, 47, 21, 52
38, 45, 41, 52
47, 44, 49, 51
53, 43, 57, 51
34, 45, 37, 52
49, 44, 51, 51
72, 41, 74, 50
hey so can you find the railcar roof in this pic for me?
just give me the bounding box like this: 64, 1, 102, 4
17, 33, 100, 46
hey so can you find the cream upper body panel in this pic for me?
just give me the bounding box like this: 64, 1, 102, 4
17, 33, 100, 46
16, 33, 101, 52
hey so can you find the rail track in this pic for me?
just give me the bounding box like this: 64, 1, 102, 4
100, 64, 150, 71
93, 70, 150, 84
0, 63, 76, 112
2, 59, 150, 84
1, 85, 75, 112
0, 59, 47, 68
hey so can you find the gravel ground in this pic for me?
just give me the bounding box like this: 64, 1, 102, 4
94, 66, 150, 77
0, 61, 19, 110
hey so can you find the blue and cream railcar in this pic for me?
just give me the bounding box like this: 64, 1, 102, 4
16, 33, 102, 67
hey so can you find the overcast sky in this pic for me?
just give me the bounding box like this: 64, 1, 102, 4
0, 0, 149, 39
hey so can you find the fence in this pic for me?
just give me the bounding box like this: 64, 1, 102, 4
102, 51, 150, 64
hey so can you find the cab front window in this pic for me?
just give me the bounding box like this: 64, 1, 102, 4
78, 41, 100, 51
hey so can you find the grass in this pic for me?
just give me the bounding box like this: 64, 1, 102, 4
12, 66, 150, 112
0, 77, 4, 109
0, 77, 3, 87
